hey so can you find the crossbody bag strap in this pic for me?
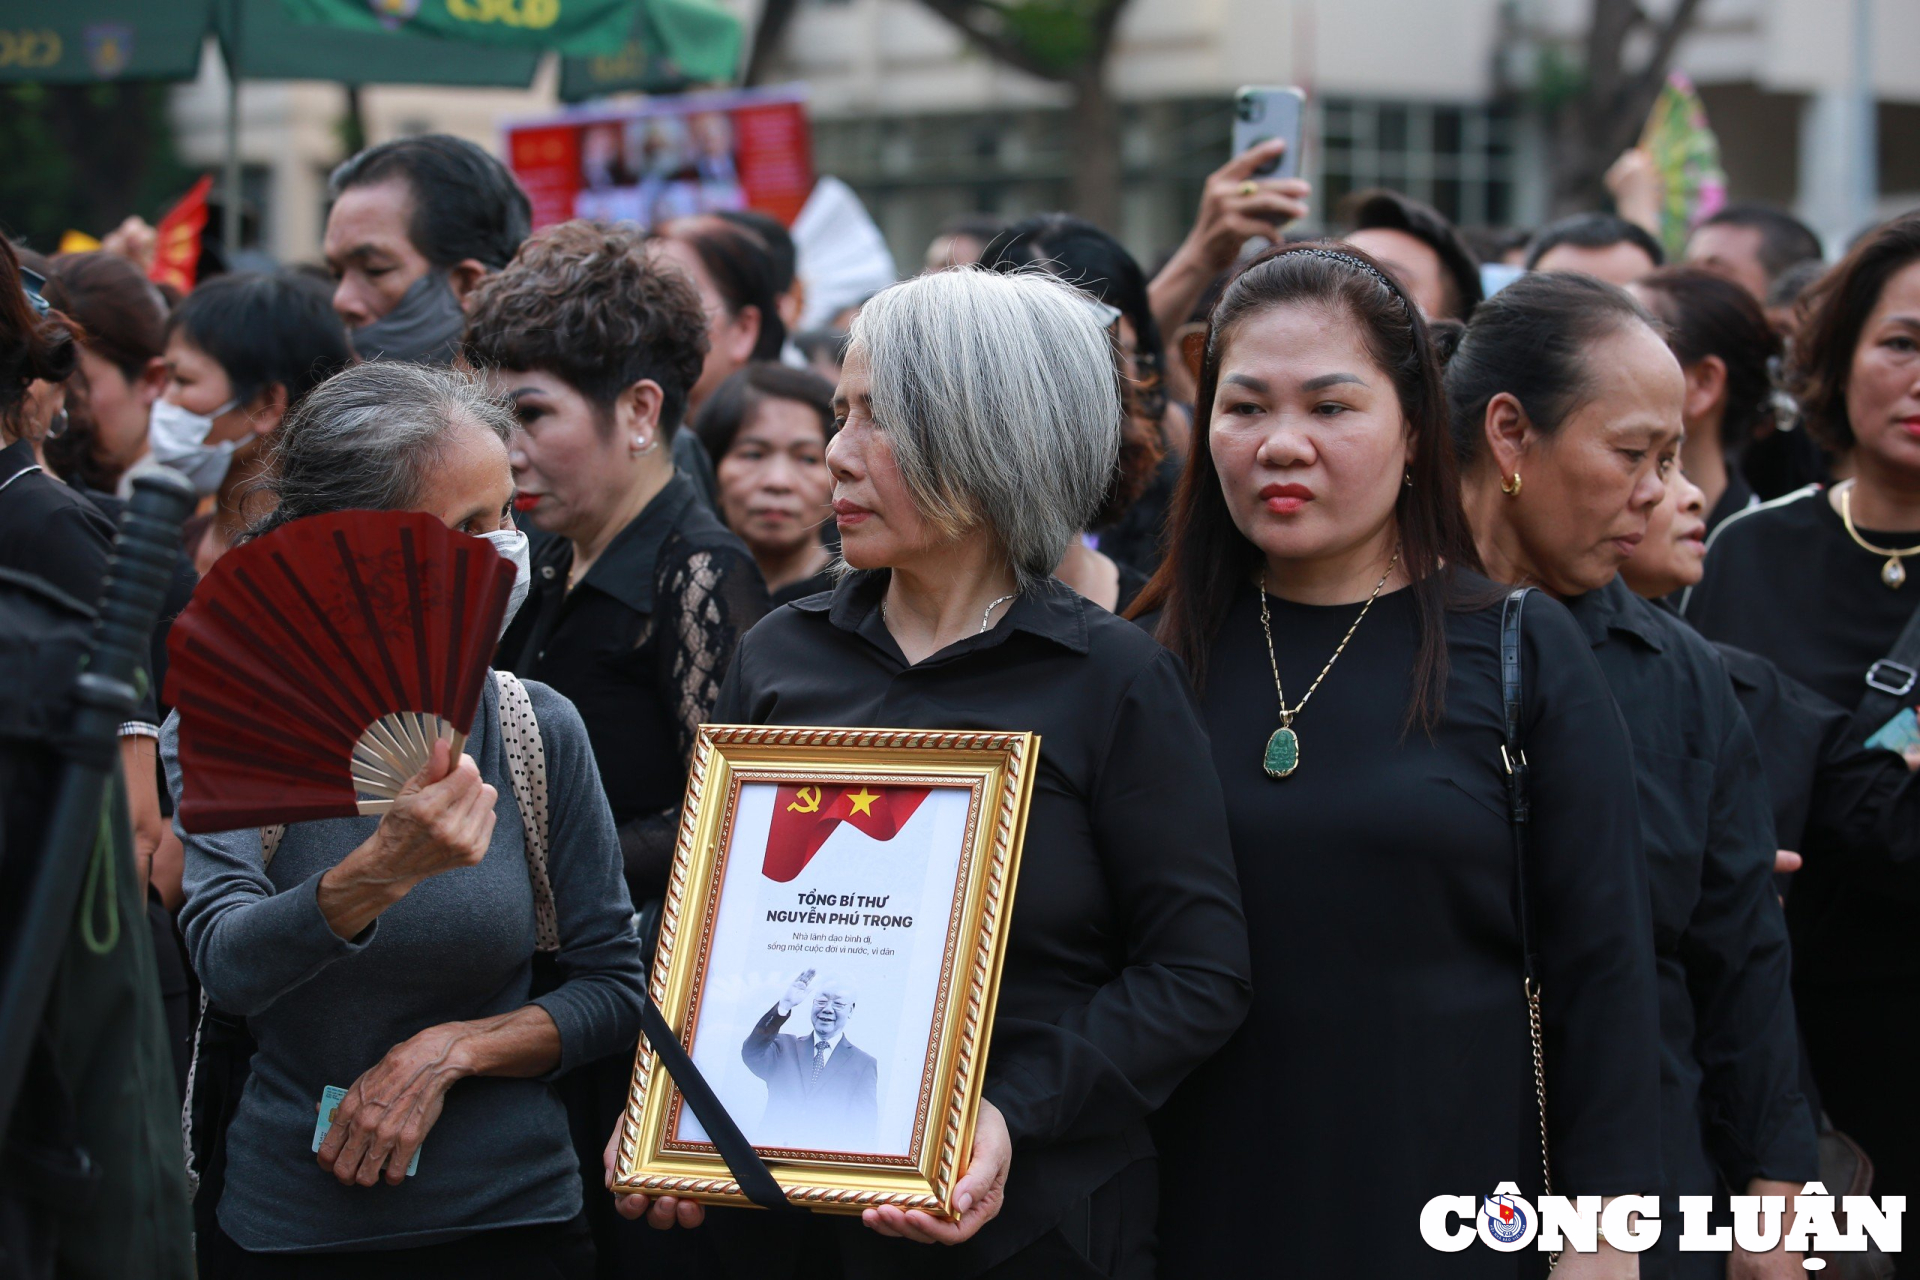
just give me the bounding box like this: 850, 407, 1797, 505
492, 670, 559, 953
1500, 587, 1555, 1214
1847, 595, 1920, 744
486, 672, 792, 1209
181, 820, 287, 1198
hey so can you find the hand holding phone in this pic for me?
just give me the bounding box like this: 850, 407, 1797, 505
1232, 86, 1305, 180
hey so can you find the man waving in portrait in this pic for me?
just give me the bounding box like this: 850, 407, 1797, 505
742, 968, 880, 1151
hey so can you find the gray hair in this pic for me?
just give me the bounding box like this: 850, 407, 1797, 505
248, 361, 515, 539
850, 267, 1120, 588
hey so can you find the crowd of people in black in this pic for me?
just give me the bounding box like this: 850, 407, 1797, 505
2, 126, 1917, 1280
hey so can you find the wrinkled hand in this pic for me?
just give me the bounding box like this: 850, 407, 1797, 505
364, 739, 498, 885
1178, 141, 1312, 274
861, 1099, 1010, 1245
1729, 1181, 1805, 1279
605, 1121, 707, 1229
317, 739, 497, 940
317, 1023, 472, 1186
779, 967, 816, 1016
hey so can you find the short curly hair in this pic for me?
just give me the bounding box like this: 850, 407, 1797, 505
462, 220, 710, 433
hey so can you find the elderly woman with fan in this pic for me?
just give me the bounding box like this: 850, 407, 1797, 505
612, 267, 1250, 1279
162, 361, 645, 1278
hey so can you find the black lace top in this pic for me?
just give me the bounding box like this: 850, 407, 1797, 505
500, 472, 769, 904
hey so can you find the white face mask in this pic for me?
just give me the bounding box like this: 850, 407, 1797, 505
481, 526, 532, 639
149, 397, 240, 497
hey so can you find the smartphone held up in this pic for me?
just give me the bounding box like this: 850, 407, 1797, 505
1232, 86, 1305, 179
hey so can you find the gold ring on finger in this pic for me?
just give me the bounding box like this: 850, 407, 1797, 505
1239, 180, 1260, 197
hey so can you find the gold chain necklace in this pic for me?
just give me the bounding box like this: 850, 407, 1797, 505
1256, 550, 1400, 779
1839, 483, 1920, 589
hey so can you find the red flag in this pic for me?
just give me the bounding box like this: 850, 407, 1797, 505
150, 175, 213, 294
762, 782, 931, 882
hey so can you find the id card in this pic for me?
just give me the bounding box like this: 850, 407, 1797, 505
1865, 706, 1920, 755
313, 1085, 420, 1176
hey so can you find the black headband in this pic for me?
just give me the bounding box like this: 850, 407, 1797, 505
1284, 247, 1411, 310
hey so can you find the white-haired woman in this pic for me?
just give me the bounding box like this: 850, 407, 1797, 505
608, 268, 1251, 1277
166, 362, 645, 1277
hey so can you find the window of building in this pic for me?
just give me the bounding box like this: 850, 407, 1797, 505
1317, 98, 1518, 228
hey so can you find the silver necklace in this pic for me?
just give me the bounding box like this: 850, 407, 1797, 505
881, 591, 1019, 635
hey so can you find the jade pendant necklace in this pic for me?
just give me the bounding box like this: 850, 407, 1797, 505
1256, 550, 1399, 779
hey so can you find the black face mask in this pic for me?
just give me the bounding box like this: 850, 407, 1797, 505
351, 269, 466, 366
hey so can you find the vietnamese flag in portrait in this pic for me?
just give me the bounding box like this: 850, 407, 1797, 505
762, 783, 933, 882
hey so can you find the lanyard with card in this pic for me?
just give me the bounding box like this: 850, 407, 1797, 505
313, 1085, 421, 1177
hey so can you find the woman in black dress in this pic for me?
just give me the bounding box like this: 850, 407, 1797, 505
1684, 213, 1920, 1236
693, 361, 840, 606
467, 220, 768, 1276
1453, 272, 1816, 1279
1141, 245, 1660, 1279
613, 265, 1251, 1280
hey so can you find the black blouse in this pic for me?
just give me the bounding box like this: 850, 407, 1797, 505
499, 472, 768, 904
1685, 485, 1914, 711
712, 571, 1250, 1277
1710, 641, 1920, 992
0, 438, 115, 609
0, 439, 161, 728
1567, 579, 1817, 1203
768, 568, 837, 608
1153, 574, 1661, 1279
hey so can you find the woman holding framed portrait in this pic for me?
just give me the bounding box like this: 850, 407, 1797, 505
1135, 247, 1663, 1278
609, 266, 1251, 1279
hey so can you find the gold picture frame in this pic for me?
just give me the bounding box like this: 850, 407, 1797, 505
611, 725, 1038, 1217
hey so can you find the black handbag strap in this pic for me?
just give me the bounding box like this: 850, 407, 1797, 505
1500, 586, 1556, 1211
1500, 587, 1538, 985
636, 994, 796, 1212
1847, 593, 1920, 743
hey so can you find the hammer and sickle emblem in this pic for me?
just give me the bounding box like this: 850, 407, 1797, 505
786, 786, 822, 814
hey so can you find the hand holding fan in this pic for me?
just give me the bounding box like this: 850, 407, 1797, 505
166, 510, 515, 833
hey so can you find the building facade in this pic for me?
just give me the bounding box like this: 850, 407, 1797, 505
172, 0, 1920, 269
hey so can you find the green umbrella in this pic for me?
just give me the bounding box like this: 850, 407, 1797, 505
277, 0, 635, 59
217, 0, 540, 85
0, 0, 742, 248
0, 0, 205, 83
557, 0, 740, 102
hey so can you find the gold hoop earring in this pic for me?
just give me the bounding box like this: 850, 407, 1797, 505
1500, 471, 1523, 498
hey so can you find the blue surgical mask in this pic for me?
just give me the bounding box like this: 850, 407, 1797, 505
481, 526, 532, 639
149, 396, 241, 497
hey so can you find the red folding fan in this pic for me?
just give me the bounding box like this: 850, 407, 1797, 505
165, 510, 515, 833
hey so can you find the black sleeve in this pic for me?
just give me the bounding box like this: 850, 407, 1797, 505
621, 541, 770, 892
1683, 683, 1819, 1186
981, 648, 1252, 1147
1521, 600, 1664, 1194
1804, 704, 1920, 867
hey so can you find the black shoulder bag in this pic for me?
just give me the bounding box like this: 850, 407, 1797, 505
1845, 597, 1920, 744
1500, 588, 1555, 1219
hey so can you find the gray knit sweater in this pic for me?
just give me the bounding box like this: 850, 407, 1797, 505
164, 674, 644, 1253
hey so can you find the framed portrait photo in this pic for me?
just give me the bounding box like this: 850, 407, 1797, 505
610, 725, 1038, 1217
